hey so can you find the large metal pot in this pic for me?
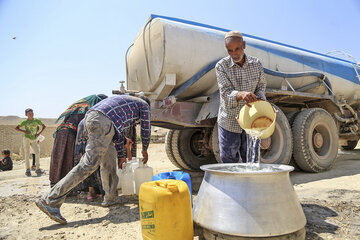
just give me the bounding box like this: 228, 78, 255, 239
193, 163, 306, 237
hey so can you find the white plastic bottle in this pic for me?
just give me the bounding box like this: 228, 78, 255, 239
128, 157, 139, 171
116, 166, 122, 189
134, 159, 153, 195
117, 158, 136, 190
121, 162, 136, 195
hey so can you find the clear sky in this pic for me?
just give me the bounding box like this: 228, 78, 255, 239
1, 0, 359, 118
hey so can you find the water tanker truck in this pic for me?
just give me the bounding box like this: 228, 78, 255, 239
114, 15, 360, 172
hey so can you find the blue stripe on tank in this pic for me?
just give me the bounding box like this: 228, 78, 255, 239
246, 41, 359, 84
150, 14, 356, 65
149, 14, 359, 85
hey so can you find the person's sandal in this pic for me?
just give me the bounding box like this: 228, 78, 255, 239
101, 198, 123, 207
87, 194, 102, 200
35, 169, 45, 176
35, 199, 67, 225
25, 169, 31, 177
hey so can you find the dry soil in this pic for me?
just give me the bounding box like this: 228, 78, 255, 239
0, 143, 359, 240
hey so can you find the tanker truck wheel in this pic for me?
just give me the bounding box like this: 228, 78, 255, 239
340, 140, 358, 151
172, 128, 216, 171
260, 105, 292, 165
167, 130, 193, 170
165, 130, 187, 169
285, 111, 302, 171
292, 108, 339, 172
210, 123, 221, 163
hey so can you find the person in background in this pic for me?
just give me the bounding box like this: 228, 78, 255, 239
36, 95, 151, 225
1, 150, 13, 171
30, 133, 45, 170
73, 119, 133, 200
215, 31, 266, 163
15, 108, 46, 176
49, 94, 107, 187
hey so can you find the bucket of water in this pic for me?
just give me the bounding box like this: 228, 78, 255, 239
237, 100, 276, 139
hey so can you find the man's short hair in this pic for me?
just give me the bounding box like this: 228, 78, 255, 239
2, 150, 10, 156
25, 108, 33, 115
139, 95, 151, 107
225, 30, 243, 40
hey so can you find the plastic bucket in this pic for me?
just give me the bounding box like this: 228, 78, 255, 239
237, 100, 276, 139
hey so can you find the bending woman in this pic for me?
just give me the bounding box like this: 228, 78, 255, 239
49, 94, 107, 187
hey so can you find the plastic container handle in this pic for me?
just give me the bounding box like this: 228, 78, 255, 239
122, 162, 127, 172
155, 181, 179, 193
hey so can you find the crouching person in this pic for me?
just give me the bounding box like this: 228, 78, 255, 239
1, 150, 13, 171
35, 95, 151, 225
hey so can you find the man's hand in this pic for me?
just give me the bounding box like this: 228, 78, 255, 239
125, 138, 133, 160
236, 91, 258, 107
142, 150, 148, 164
125, 138, 133, 150
118, 158, 127, 169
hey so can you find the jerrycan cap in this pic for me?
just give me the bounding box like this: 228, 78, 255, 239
167, 173, 176, 179
155, 181, 179, 193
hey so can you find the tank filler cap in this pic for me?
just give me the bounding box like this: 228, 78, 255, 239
119, 81, 126, 94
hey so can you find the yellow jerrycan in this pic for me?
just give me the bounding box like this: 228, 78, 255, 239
139, 179, 193, 240
237, 100, 277, 139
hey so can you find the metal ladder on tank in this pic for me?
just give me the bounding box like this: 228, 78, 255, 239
326, 50, 360, 134
325, 50, 360, 82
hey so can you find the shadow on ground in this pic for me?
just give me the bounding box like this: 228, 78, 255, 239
39, 195, 140, 231
303, 203, 338, 240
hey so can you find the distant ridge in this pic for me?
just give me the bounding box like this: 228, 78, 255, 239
0, 116, 58, 126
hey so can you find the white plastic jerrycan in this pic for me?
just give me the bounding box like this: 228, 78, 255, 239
135, 159, 153, 195
116, 167, 122, 189
117, 158, 138, 190
127, 157, 139, 172
120, 162, 136, 195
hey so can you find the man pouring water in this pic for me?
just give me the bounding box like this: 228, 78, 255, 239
215, 30, 266, 163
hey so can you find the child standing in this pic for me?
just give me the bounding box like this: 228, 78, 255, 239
1, 150, 13, 171
15, 108, 46, 176
30, 134, 45, 170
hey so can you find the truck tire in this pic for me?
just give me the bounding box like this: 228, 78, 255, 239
292, 108, 338, 172
286, 111, 301, 171
170, 130, 193, 170
165, 130, 184, 169
210, 123, 221, 163
173, 128, 216, 171
260, 105, 292, 165
340, 140, 358, 151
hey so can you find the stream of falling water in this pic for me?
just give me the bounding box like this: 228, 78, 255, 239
245, 128, 265, 169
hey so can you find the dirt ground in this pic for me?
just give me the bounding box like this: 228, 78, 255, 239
0, 143, 359, 240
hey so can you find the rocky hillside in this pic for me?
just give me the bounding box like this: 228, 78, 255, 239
0, 116, 57, 127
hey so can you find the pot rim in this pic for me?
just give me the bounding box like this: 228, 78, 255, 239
200, 163, 294, 175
